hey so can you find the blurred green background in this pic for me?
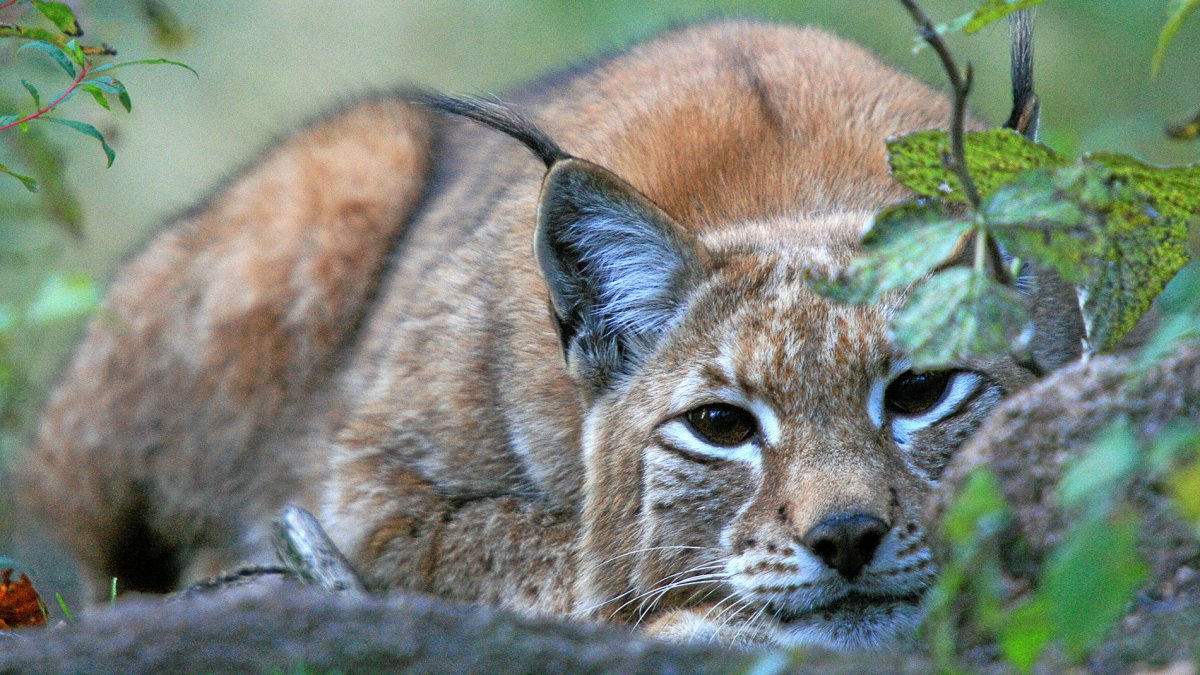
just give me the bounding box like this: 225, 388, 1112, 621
1, 0, 1198, 603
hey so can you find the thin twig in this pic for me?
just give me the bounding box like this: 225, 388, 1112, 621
899, 0, 982, 209
0, 59, 91, 133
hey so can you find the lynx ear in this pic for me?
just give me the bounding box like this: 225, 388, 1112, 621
535, 159, 705, 391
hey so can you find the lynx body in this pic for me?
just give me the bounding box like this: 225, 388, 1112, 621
21, 20, 1079, 648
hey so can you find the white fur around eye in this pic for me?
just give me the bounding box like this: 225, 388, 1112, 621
890, 372, 981, 446
657, 419, 762, 469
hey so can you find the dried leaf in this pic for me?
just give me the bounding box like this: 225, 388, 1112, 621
0, 569, 48, 630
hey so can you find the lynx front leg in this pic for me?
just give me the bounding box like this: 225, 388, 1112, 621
323, 450, 577, 616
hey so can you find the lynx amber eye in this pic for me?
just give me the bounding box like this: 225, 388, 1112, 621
684, 404, 757, 446
885, 370, 953, 416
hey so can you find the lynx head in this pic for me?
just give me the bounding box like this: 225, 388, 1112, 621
427, 96, 1078, 649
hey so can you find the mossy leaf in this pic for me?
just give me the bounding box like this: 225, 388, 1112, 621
888, 129, 1062, 203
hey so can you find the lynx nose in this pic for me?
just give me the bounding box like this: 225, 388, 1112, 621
802, 513, 889, 581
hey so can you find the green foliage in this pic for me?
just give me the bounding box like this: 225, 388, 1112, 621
886, 129, 1062, 203
0, 2, 191, 476
808, 201, 971, 304
1, 1, 195, 190
1152, 0, 1200, 77
892, 267, 1031, 369
823, 114, 1195, 367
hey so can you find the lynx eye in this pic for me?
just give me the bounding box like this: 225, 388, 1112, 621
884, 370, 953, 417
684, 404, 757, 446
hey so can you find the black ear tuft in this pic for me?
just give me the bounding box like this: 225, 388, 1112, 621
417, 94, 570, 168
1004, 9, 1040, 139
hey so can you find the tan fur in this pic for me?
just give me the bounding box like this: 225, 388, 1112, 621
19, 20, 1079, 648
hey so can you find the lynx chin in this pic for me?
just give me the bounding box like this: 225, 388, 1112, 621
20, 19, 1080, 650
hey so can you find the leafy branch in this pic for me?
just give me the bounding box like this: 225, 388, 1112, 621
811, 0, 1197, 370
0, 1, 194, 194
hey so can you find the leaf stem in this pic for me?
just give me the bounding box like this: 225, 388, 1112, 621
0, 58, 91, 133
899, 0, 983, 209
0, 0, 25, 12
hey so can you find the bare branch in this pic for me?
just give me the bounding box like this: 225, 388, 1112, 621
899, 0, 982, 209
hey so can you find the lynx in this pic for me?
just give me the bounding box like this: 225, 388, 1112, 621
19, 19, 1080, 649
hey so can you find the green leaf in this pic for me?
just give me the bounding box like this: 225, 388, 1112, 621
82, 84, 111, 110
983, 166, 1114, 284
0, 162, 39, 192
1043, 513, 1148, 659
21, 79, 41, 110
62, 38, 85, 66
962, 0, 1052, 34
86, 76, 131, 112
25, 273, 99, 324
39, 117, 116, 167
1080, 198, 1190, 353
999, 596, 1053, 673
1057, 421, 1139, 511
0, 24, 62, 44
91, 58, 198, 78
892, 267, 1032, 369
940, 469, 1007, 546
888, 129, 1063, 203
1152, 0, 1200, 77
17, 40, 77, 78
809, 200, 972, 303
1168, 457, 1200, 527
1085, 152, 1200, 224
33, 0, 82, 36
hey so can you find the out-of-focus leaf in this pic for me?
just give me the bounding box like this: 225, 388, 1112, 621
892, 267, 1032, 369
962, 0, 1051, 33
0, 163, 39, 192
1167, 456, 1200, 526
1057, 421, 1139, 511
25, 273, 99, 324
1152, 0, 1200, 77
92, 58, 198, 78
140, 0, 192, 49
38, 117, 116, 167
941, 469, 1007, 546
17, 39, 76, 78
809, 200, 971, 303
1043, 513, 1147, 659
32, 0, 82, 36
0, 89, 83, 234
999, 596, 1053, 673
20, 80, 41, 110
0, 306, 15, 335
888, 129, 1063, 203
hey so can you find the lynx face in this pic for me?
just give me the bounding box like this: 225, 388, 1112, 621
544, 164, 1031, 648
